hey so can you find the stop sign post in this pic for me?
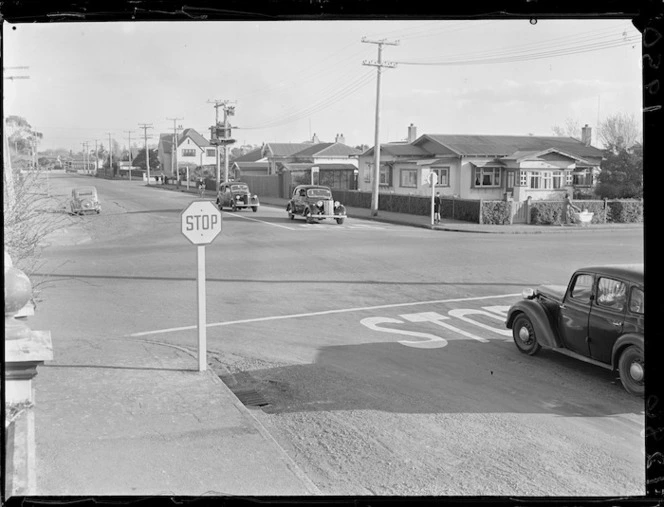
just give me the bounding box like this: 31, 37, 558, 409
181, 201, 223, 371
428, 172, 438, 226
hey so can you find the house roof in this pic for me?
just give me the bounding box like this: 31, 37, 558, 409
233, 161, 269, 169
292, 142, 361, 158
264, 143, 312, 157
363, 143, 430, 157
422, 134, 604, 159
180, 128, 210, 148
232, 148, 264, 162
281, 162, 357, 171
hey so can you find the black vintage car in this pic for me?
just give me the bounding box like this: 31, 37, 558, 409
286, 185, 346, 224
216, 182, 260, 212
506, 264, 644, 395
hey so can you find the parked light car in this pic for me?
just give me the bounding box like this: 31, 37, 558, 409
70, 186, 101, 215
216, 182, 259, 212
505, 264, 644, 395
286, 185, 346, 224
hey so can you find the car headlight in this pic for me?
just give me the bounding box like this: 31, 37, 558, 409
522, 288, 536, 299
236, 195, 241, 200
316, 200, 323, 207
334, 201, 340, 207
253, 194, 257, 199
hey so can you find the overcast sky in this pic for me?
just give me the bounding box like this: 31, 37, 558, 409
3, 19, 643, 152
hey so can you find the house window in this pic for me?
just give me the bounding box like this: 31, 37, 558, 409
400, 168, 417, 188
431, 167, 450, 187
474, 167, 500, 187
182, 149, 196, 157
519, 171, 528, 187
379, 166, 392, 186
206, 149, 216, 157
553, 171, 563, 188
573, 169, 592, 186
566, 171, 573, 185
530, 173, 541, 189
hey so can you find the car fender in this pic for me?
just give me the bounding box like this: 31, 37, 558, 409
286, 201, 295, 212
336, 204, 346, 215
506, 300, 561, 348
611, 333, 644, 370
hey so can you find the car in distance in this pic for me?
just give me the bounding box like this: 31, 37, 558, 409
505, 264, 644, 396
286, 185, 347, 224
216, 182, 260, 212
70, 186, 101, 215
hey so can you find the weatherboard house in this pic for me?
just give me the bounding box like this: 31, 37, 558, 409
157, 128, 218, 177
357, 124, 603, 202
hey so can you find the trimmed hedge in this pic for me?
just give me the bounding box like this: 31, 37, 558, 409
607, 200, 643, 223
529, 199, 643, 225
481, 201, 512, 225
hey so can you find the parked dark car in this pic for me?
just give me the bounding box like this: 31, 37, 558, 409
70, 186, 101, 215
286, 185, 346, 224
216, 182, 259, 212
505, 264, 644, 395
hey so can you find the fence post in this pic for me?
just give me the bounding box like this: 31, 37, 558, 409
479, 199, 484, 224
4, 251, 53, 497
604, 198, 608, 223
526, 196, 532, 225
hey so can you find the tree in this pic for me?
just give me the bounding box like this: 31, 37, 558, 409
597, 113, 641, 152
551, 118, 582, 138
132, 148, 160, 171
595, 143, 643, 199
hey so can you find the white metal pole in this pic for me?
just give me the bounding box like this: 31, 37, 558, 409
431, 183, 436, 226
197, 245, 207, 372
371, 44, 383, 217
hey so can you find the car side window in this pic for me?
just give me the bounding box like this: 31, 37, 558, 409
629, 287, 644, 314
596, 277, 627, 312
569, 274, 593, 303
299, 189, 306, 197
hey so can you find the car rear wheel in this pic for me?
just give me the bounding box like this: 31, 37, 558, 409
618, 346, 644, 396
512, 314, 541, 355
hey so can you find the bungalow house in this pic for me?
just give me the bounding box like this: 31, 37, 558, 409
230, 147, 269, 178
157, 128, 218, 177
264, 133, 361, 190
358, 124, 604, 202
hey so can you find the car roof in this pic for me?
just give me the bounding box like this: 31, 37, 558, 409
575, 264, 644, 285
296, 185, 332, 190
74, 186, 97, 192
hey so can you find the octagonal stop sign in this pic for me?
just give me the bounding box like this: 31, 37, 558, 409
181, 200, 222, 245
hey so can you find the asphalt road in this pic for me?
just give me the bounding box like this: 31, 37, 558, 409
33, 173, 645, 496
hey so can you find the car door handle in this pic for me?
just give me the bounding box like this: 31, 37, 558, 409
611, 321, 622, 327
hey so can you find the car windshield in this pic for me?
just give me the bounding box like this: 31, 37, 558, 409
231, 185, 249, 192
76, 189, 95, 196
307, 188, 332, 199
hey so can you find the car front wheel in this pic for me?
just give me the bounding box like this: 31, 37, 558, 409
512, 314, 541, 355
618, 346, 644, 396
336, 218, 345, 224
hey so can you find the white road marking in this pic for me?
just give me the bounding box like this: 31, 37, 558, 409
447, 308, 513, 339
360, 316, 448, 349
127, 293, 521, 337
481, 305, 512, 317
229, 212, 297, 230
401, 311, 489, 343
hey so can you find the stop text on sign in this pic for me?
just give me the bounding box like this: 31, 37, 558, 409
185, 214, 219, 231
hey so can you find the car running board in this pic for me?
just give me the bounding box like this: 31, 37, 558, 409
550, 346, 612, 370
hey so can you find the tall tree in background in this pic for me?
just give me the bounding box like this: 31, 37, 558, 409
595, 143, 643, 199
597, 112, 641, 152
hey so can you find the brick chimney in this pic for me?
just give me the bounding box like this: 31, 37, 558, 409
335, 133, 346, 144
581, 124, 592, 146
407, 123, 417, 143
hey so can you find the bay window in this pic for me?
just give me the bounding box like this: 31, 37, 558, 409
474, 167, 501, 187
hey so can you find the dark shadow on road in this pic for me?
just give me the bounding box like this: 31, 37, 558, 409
229, 341, 642, 418
42, 363, 193, 373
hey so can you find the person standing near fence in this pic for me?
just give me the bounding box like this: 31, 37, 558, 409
562, 192, 581, 225
434, 192, 442, 224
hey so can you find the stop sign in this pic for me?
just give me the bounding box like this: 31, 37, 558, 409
181, 200, 222, 245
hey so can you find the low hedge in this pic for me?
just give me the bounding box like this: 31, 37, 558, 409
529, 199, 642, 225
607, 200, 643, 223
481, 201, 512, 225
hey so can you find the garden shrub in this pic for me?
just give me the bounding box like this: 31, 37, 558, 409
481, 201, 511, 225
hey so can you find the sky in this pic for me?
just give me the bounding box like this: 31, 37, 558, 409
3, 19, 643, 153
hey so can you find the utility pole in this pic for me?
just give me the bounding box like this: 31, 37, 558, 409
94, 140, 99, 174
207, 100, 235, 190
362, 37, 399, 217
81, 142, 87, 173
138, 124, 153, 185
106, 133, 113, 177
3, 68, 30, 211
167, 117, 183, 182
222, 104, 236, 183
124, 130, 134, 181
208, 100, 224, 190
